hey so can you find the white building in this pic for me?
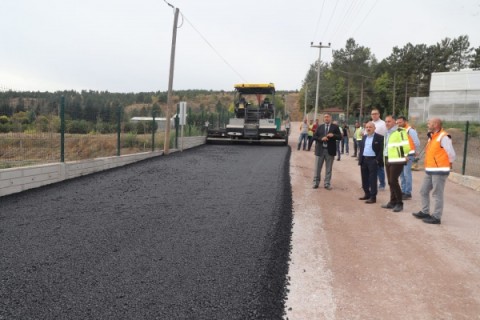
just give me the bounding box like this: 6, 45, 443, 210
409, 70, 480, 123
130, 115, 178, 129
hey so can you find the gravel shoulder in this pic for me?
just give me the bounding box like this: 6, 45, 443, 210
285, 122, 480, 319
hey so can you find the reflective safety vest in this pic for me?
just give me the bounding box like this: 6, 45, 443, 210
308, 124, 314, 136
354, 127, 363, 141
405, 125, 416, 156
424, 129, 451, 175
386, 128, 410, 164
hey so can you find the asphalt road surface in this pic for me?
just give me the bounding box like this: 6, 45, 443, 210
1, 145, 292, 319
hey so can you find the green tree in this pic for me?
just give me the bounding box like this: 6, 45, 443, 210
449, 35, 473, 71
330, 38, 373, 119
469, 46, 480, 70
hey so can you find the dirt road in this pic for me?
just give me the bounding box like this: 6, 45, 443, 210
285, 122, 480, 319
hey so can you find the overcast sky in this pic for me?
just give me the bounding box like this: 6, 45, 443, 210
1, 0, 479, 93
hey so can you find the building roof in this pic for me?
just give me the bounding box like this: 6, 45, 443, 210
131, 115, 179, 121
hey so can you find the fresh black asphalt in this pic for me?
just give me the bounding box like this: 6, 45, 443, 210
0, 144, 292, 319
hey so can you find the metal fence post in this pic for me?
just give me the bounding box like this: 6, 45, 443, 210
175, 104, 179, 149
462, 121, 469, 175
60, 96, 65, 162
152, 112, 156, 152
117, 105, 121, 156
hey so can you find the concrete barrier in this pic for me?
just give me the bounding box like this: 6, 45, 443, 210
449, 172, 480, 192
0, 136, 206, 197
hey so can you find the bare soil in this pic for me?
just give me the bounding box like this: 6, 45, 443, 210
285, 122, 480, 319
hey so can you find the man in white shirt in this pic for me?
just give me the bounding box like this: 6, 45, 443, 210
371, 109, 386, 190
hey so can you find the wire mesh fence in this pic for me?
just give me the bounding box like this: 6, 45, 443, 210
414, 121, 480, 178
1, 131, 177, 169
0, 117, 205, 169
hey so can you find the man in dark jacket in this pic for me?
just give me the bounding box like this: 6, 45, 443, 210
312, 113, 342, 190
358, 121, 384, 203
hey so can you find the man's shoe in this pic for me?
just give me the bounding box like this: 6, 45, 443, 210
313, 185, 319, 189
351, 154, 357, 157
422, 216, 441, 224
412, 211, 430, 219
359, 195, 370, 200
325, 185, 332, 190
365, 197, 376, 204
402, 193, 412, 200
378, 186, 386, 191
392, 204, 403, 212
381, 203, 394, 209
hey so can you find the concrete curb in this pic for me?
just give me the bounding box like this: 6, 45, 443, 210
0, 136, 206, 197
449, 172, 480, 192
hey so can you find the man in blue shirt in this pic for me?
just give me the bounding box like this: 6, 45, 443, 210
358, 121, 384, 203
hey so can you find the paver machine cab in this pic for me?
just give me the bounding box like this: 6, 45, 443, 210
207, 83, 288, 145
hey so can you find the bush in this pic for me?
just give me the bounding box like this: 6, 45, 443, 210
66, 120, 92, 134
123, 121, 137, 133
0, 115, 9, 124
124, 132, 138, 148
0, 123, 13, 133
35, 115, 50, 132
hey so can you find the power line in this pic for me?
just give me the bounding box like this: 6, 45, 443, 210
328, 0, 366, 43
312, 0, 327, 42
320, 0, 340, 41
181, 14, 247, 83
163, 0, 174, 8
161, 1, 245, 82
350, 0, 379, 37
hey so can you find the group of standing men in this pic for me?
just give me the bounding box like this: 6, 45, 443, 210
307, 110, 456, 225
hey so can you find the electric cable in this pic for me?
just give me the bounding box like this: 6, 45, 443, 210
350, 0, 379, 37
328, 0, 365, 43
162, 0, 246, 82
320, 0, 340, 41
181, 14, 247, 82
312, 0, 327, 43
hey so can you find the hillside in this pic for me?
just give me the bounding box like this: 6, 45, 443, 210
285, 93, 302, 121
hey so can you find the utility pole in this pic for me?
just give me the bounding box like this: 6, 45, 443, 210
360, 79, 364, 122
164, 6, 179, 155
392, 72, 396, 116
311, 42, 330, 121
304, 84, 307, 120
346, 76, 350, 122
